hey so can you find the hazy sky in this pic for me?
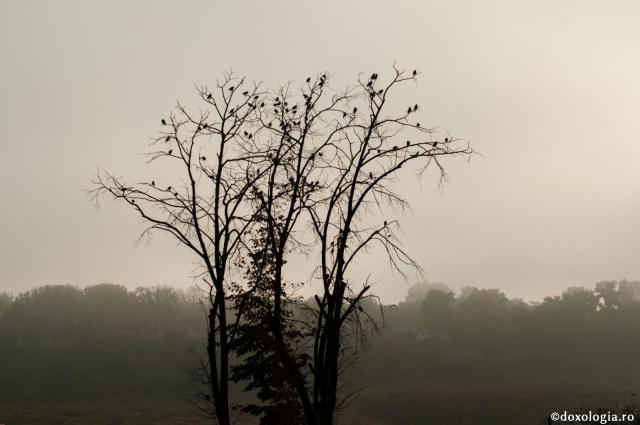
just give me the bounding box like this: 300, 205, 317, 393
1, 0, 639, 303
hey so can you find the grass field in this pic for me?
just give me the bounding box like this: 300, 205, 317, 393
1, 376, 638, 425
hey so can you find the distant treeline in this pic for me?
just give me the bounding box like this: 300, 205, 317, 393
356, 279, 640, 384
0, 285, 205, 398
1, 280, 639, 399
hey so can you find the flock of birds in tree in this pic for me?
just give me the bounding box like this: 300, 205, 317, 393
148, 70, 448, 229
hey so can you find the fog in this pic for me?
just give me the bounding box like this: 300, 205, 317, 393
2, 0, 639, 303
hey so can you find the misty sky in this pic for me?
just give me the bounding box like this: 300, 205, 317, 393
1, 0, 639, 303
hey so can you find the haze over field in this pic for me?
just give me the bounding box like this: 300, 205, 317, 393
1, 0, 639, 302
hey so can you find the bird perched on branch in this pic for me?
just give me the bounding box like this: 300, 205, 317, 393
412, 69, 417, 76
161, 119, 166, 125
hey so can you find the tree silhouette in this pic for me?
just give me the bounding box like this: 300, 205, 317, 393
92, 73, 271, 425
244, 66, 472, 424
92, 66, 473, 425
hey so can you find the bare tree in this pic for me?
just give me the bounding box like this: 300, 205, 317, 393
92, 66, 472, 425
246, 67, 473, 425
91, 73, 271, 425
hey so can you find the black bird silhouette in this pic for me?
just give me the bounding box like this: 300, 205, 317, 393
378, 89, 383, 94
392, 146, 397, 150
414, 104, 418, 111
168, 149, 173, 155
243, 91, 249, 96
342, 111, 347, 118
384, 220, 388, 226
161, 119, 166, 125
207, 93, 212, 99
406, 140, 410, 146
407, 107, 412, 114
412, 69, 417, 76
165, 136, 171, 142
369, 172, 373, 179
353, 107, 357, 113
228, 86, 234, 91
416, 123, 421, 128
151, 181, 155, 186
201, 156, 206, 161
367, 81, 372, 87
445, 137, 449, 142
167, 186, 172, 190
260, 102, 265, 107
306, 77, 311, 83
